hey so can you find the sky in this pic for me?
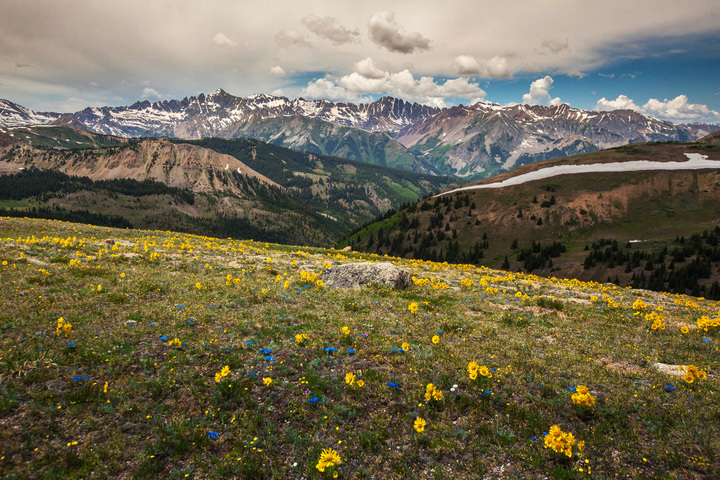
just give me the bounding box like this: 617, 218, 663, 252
1, 0, 719, 123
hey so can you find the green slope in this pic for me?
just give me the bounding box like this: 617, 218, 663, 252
341, 140, 720, 296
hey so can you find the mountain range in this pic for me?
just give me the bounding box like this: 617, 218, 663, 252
2, 91, 717, 179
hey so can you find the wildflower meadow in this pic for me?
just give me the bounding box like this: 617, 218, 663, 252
0, 217, 718, 478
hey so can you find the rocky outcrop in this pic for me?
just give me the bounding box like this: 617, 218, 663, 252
321, 262, 411, 289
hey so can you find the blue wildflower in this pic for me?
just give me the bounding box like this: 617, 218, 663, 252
387, 382, 400, 389
665, 385, 676, 391
176, 304, 185, 309
246, 341, 255, 346
308, 396, 319, 403
207, 431, 219, 439
346, 349, 356, 355
260, 348, 272, 355
72, 376, 90, 382
159, 336, 168, 341
566, 386, 577, 392
324, 347, 338, 354
265, 356, 275, 362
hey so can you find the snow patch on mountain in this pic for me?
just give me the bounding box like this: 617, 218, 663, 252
438, 153, 720, 195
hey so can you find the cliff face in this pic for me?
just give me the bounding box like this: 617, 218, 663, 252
0, 139, 279, 196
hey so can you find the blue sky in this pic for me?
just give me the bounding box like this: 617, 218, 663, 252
1, 0, 719, 123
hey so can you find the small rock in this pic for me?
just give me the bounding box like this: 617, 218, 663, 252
321, 262, 411, 289
653, 362, 685, 377
341, 246, 352, 252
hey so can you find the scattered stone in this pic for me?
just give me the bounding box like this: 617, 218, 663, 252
321, 262, 411, 289
653, 362, 685, 377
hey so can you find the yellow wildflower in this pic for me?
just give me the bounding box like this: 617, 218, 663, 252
414, 417, 426, 433
571, 385, 596, 407
316, 447, 341, 472
424, 383, 443, 402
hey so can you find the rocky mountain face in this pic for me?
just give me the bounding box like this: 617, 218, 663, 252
1, 90, 713, 179
59, 90, 439, 138
0, 138, 277, 196
0, 100, 60, 128
395, 103, 701, 177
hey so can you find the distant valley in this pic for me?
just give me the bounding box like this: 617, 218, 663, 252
0, 126, 452, 246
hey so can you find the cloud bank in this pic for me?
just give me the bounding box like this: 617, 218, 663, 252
301, 57, 486, 107
595, 94, 720, 122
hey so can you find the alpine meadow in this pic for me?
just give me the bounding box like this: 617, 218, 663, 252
2, 1, 720, 479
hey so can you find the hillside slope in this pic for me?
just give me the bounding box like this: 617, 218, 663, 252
0, 127, 454, 246
342, 140, 720, 296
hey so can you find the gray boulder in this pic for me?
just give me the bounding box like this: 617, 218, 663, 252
321, 262, 412, 289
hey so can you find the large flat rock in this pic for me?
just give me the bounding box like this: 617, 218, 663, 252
321, 262, 411, 289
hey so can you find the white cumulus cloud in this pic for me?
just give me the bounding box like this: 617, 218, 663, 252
594, 94, 720, 122
340, 72, 389, 94
353, 57, 386, 80
643, 95, 720, 122
338, 66, 486, 107
275, 29, 310, 48
301, 78, 364, 102
301, 14, 359, 45
212, 32, 238, 48
269, 65, 286, 76
367, 10, 430, 54
595, 94, 642, 112
141, 87, 162, 100
522, 76, 561, 105
453, 55, 482, 75
485, 56, 512, 79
